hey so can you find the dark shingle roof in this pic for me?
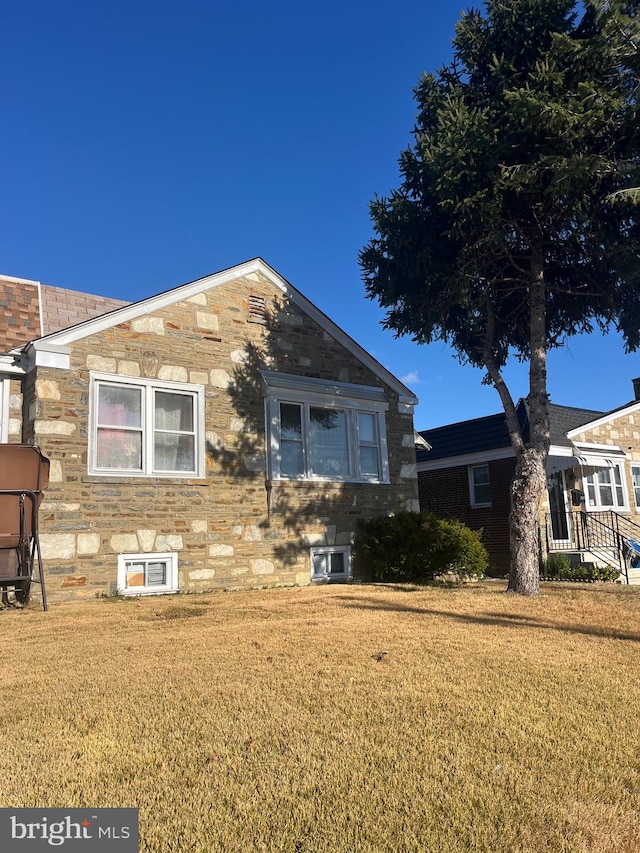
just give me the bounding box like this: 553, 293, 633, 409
548, 404, 605, 446
417, 401, 606, 462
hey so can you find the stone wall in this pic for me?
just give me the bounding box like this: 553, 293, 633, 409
29, 270, 419, 600
569, 410, 640, 519
7, 377, 23, 441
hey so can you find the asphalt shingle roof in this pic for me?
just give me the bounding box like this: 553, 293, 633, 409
417, 401, 606, 462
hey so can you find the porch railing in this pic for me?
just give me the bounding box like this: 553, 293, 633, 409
542, 510, 640, 584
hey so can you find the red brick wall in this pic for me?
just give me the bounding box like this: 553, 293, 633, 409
418, 456, 516, 575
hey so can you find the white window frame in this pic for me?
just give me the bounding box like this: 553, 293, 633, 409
89, 372, 205, 478
469, 463, 491, 508
582, 462, 629, 511
262, 371, 390, 484
0, 377, 10, 443
117, 552, 179, 596
632, 464, 640, 509
310, 545, 351, 581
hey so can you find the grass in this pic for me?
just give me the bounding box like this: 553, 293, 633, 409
1, 581, 640, 852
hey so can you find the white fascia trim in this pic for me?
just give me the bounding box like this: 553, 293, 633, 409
551, 445, 577, 457
417, 445, 517, 472
567, 401, 640, 436
417, 442, 572, 473
25, 341, 71, 370
572, 441, 624, 454
0, 274, 41, 285
261, 370, 389, 407
0, 352, 28, 375
33, 258, 418, 408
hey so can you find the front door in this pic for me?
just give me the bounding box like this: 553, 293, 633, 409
546, 470, 572, 544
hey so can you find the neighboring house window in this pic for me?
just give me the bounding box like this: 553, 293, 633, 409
310, 546, 351, 581
583, 464, 627, 510
469, 464, 491, 507
117, 552, 178, 595
263, 371, 390, 484
90, 373, 204, 477
632, 465, 640, 508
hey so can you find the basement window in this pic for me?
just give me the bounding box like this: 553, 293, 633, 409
310, 546, 351, 582
117, 552, 178, 595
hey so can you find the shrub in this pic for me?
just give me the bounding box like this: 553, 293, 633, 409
354, 511, 488, 583
542, 553, 620, 582
542, 552, 572, 579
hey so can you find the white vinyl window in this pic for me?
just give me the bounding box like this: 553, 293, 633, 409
263, 372, 390, 484
583, 463, 627, 510
117, 552, 178, 595
632, 465, 640, 508
310, 546, 351, 581
0, 377, 9, 443
469, 464, 491, 507
90, 373, 204, 477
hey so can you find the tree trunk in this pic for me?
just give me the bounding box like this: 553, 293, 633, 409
507, 243, 550, 595
507, 440, 547, 596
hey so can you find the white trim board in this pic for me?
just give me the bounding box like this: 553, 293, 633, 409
416, 442, 572, 474
567, 401, 640, 436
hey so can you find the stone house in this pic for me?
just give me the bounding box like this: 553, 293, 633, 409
417, 388, 640, 582
0, 259, 420, 601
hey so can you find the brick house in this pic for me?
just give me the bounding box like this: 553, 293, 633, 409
417, 389, 640, 582
0, 259, 420, 601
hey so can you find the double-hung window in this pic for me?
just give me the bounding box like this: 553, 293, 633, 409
469, 464, 491, 507
90, 373, 204, 477
583, 463, 627, 510
262, 371, 390, 484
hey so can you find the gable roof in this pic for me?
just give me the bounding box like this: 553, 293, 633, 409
550, 404, 608, 446
21, 258, 417, 407
417, 401, 605, 464
566, 398, 640, 437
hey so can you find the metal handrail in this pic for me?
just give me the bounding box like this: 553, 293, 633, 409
542, 509, 632, 583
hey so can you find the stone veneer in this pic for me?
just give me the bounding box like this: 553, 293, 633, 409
562, 409, 640, 520
26, 270, 419, 600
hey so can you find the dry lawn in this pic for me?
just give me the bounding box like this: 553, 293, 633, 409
1, 581, 639, 852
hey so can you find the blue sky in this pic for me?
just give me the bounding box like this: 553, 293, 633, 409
2, 0, 638, 430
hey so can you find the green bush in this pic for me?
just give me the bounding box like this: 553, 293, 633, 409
542, 553, 620, 582
542, 552, 572, 579
354, 511, 488, 583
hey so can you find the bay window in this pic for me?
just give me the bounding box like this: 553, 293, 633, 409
262, 371, 390, 483
90, 373, 204, 477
